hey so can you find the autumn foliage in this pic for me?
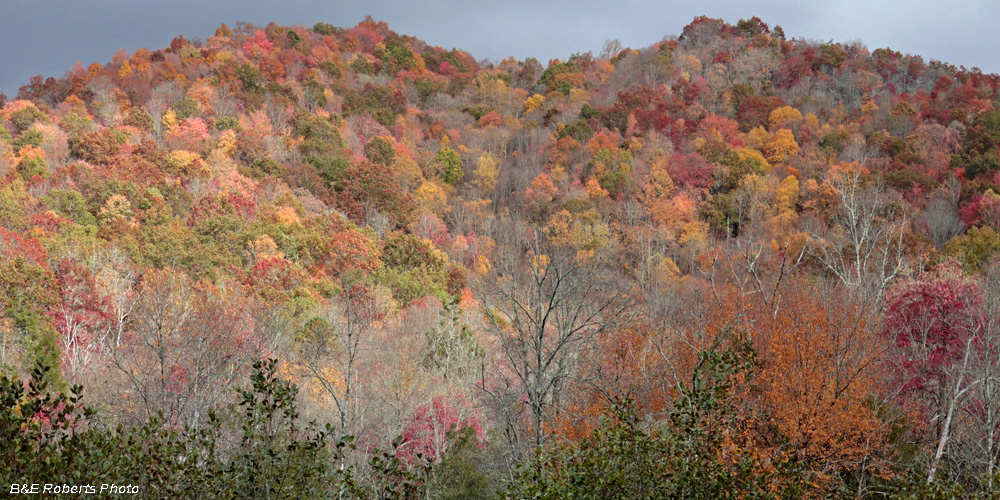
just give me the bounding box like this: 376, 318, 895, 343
2, 14, 1000, 497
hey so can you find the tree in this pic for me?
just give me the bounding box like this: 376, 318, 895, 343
952, 110, 1000, 179
51, 259, 110, 384
337, 159, 415, 226
472, 153, 500, 193
110, 269, 260, 426
0, 359, 362, 498
243, 30, 275, 56
763, 128, 799, 165
396, 395, 482, 465
508, 340, 794, 499
524, 173, 559, 219
958, 264, 1000, 490
424, 425, 498, 499
378, 231, 460, 303
941, 226, 1000, 273
479, 219, 629, 448
364, 136, 395, 166
436, 147, 463, 186
691, 237, 894, 494
809, 163, 908, 303
164, 117, 209, 152
768, 105, 802, 129
227, 358, 352, 499
422, 303, 482, 380
0, 228, 61, 386
750, 279, 892, 492
924, 187, 964, 249
292, 281, 381, 435
885, 264, 1000, 488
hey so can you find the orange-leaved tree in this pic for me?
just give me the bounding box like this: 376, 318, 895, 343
747, 278, 894, 493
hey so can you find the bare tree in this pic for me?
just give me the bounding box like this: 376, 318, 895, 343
600, 39, 624, 60
936, 264, 1000, 487
926, 312, 979, 485
924, 180, 965, 248
885, 266, 1000, 487
110, 269, 258, 427
292, 279, 380, 435
809, 167, 909, 303
839, 134, 873, 165
213, 83, 238, 119
90, 247, 140, 348
965, 266, 1000, 487
478, 220, 630, 448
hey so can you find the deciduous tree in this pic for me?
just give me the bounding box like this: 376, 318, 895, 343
479, 219, 629, 448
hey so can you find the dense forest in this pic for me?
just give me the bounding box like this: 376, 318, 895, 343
3, 15, 1000, 498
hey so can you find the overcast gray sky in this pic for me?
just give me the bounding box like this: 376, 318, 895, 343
1, 0, 996, 97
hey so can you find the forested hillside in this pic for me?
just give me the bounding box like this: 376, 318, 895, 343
3, 15, 1000, 497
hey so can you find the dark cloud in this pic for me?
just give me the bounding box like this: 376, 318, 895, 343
1, 0, 997, 96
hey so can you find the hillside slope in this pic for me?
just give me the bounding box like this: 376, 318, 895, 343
2, 15, 999, 497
